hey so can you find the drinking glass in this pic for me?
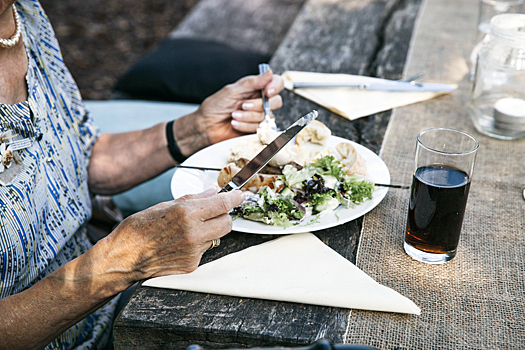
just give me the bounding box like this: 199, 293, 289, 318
404, 128, 479, 264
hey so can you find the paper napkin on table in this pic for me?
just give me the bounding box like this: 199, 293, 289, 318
282, 71, 456, 121
143, 232, 421, 315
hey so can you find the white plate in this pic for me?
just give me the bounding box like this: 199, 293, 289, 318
170, 135, 390, 234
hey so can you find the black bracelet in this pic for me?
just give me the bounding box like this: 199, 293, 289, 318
166, 120, 188, 163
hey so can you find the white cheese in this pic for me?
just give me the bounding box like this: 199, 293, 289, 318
321, 175, 338, 189
324, 198, 340, 212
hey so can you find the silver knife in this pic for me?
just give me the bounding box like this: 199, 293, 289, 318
219, 110, 318, 193
291, 79, 456, 92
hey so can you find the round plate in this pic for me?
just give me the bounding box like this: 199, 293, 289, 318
171, 135, 390, 234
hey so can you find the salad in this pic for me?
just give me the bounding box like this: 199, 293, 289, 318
230, 155, 376, 228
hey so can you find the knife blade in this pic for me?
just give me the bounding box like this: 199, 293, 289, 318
291, 80, 456, 92
219, 110, 318, 193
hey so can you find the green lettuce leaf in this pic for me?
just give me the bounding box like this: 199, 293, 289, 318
309, 155, 345, 179
281, 164, 315, 188
341, 175, 375, 204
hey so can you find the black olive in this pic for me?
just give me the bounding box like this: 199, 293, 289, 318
268, 203, 279, 212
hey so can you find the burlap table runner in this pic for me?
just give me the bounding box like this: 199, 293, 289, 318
344, 0, 525, 348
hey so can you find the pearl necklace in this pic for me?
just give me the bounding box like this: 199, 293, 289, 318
0, 5, 21, 49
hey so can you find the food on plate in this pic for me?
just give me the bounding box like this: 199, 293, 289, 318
220, 120, 375, 227
296, 120, 331, 146
221, 120, 369, 190
233, 157, 303, 175
217, 162, 280, 193
217, 158, 304, 193
228, 139, 265, 164
257, 117, 279, 145
229, 120, 366, 172
336, 142, 367, 176
230, 155, 376, 228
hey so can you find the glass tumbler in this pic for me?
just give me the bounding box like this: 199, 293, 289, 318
404, 128, 479, 264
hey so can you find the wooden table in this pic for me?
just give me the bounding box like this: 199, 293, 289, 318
113, 0, 422, 349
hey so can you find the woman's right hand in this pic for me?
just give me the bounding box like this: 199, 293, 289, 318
102, 188, 245, 285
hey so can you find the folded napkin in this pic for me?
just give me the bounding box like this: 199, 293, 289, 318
282, 71, 456, 120
143, 232, 421, 315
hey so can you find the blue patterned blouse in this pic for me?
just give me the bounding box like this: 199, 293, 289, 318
0, 1, 118, 349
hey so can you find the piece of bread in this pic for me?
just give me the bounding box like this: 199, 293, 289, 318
335, 142, 367, 176
307, 147, 338, 163
217, 162, 279, 193
296, 120, 331, 146
257, 118, 280, 145
228, 139, 264, 163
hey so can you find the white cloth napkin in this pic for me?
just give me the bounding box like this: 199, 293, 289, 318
143, 232, 421, 315
282, 71, 456, 121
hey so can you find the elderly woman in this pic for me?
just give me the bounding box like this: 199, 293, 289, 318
0, 1, 284, 349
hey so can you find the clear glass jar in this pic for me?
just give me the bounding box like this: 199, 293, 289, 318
469, 14, 525, 140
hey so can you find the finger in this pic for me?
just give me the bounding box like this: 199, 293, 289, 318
231, 110, 265, 124
193, 188, 218, 199
231, 120, 261, 134
174, 188, 217, 202
263, 74, 285, 97
241, 94, 283, 112
195, 190, 245, 220
198, 216, 232, 253
268, 94, 283, 111
201, 213, 233, 241
232, 69, 274, 96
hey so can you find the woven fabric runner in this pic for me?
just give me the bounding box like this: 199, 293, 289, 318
344, 0, 525, 348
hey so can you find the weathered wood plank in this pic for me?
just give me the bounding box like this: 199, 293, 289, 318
272, 0, 422, 153
114, 0, 422, 349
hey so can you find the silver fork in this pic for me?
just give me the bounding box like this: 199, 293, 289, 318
258, 63, 278, 131
8, 138, 32, 151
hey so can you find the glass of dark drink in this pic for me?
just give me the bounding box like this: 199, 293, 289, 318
404, 128, 479, 264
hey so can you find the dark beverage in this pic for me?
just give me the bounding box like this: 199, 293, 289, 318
405, 165, 471, 255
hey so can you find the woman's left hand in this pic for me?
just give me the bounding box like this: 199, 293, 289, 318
173, 69, 284, 157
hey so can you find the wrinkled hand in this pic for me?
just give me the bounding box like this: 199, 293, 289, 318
173, 69, 284, 157
110, 188, 244, 280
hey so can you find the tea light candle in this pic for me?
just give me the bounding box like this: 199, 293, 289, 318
493, 97, 525, 131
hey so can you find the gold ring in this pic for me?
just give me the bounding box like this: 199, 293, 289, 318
208, 238, 220, 250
